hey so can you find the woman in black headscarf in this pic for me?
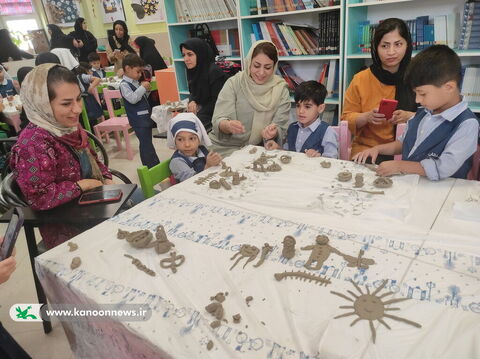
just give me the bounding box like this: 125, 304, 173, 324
69, 18, 98, 62
34, 52, 61, 66
341, 18, 417, 160
48, 24, 78, 54
107, 20, 136, 73
0, 29, 34, 63
180, 38, 227, 130
134, 36, 167, 71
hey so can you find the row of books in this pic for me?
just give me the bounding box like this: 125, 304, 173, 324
357, 14, 461, 53
210, 28, 241, 57
461, 65, 480, 103
277, 59, 338, 98
248, 0, 340, 15
173, 0, 236, 23
459, 1, 480, 50
251, 17, 339, 56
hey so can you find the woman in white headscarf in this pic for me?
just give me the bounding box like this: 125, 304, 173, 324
209, 40, 290, 157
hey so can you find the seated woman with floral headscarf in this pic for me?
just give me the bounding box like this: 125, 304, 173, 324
209, 40, 290, 157
9, 64, 113, 249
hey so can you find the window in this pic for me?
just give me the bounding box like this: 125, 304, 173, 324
6, 18, 39, 51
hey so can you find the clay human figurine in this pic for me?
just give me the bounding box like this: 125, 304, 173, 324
373, 176, 393, 188
160, 252, 185, 274
337, 171, 352, 182
354, 173, 364, 188
229, 245, 260, 270
253, 243, 274, 267
281, 235, 296, 260
301, 235, 375, 271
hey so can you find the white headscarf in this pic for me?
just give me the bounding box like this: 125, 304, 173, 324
50, 48, 79, 70
167, 112, 212, 149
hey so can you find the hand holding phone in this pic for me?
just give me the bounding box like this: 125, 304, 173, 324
0, 208, 24, 261
378, 99, 398, 121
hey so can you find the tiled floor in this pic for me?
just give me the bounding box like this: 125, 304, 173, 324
0, 134, 174, 358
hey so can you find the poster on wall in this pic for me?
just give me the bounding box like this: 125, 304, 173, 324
129, 0, 165, 24
41, 0, 81, 27
100, 0, 126, 23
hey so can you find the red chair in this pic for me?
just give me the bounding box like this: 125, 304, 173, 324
331, 120, 351, 160
93, 89, 134, 160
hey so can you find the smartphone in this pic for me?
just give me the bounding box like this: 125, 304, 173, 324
378, 99, 398, 120
0, 207, 24, 261
78, 189, 122, 205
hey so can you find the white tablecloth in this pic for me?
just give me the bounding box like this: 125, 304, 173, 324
2, 94, 22, 116
35, 146, 480, 359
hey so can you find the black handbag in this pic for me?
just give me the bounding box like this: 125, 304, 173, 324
189, 23, 219, 57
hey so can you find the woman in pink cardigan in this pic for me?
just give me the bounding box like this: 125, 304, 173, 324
10, 64, 113, 249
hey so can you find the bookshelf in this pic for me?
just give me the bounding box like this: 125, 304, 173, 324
165, 0, 345, 122
344, 0, 480, 113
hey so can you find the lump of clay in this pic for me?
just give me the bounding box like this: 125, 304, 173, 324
70, 257, 81, 270
233, 314, 241, 323
337, 171, 352, 182
245, 296, 253, 307
232, 172, 246, 185
210, 320, 221, 329
267, 162, 281, 172
320, 160, 331, 168
280, 155, 291, 164
354, 173, 364, 188
219, 178, 232, 190
210, 292, 226, 303
249, 147, 257, 154
282, 235, 296, 259
118, 229, 153, 248
205, 302, 224, 320
67, 242, 78, 252
207, 340, 214, 351
209, 180, 221, 189
373, 176, 393, 188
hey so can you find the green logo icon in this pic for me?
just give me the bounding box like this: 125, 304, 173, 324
15, 306, 38, 320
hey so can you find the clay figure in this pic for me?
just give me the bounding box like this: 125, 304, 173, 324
219, 166, 235, 177
194, 172, 217, 185
373, 176, 393, 188
253, 243, 274, 267
67, 242, 78, 252
280, 155, 292, 164
117, 229, 153, 248
245, 296, 253, 307
219, 178, 232, 190
205, 302, 224, 320
256, 152, 276, 164
281, 235, 296, 260
266, 161, 282, 172
230, 245, 260, 270
210, 292, 226, 303
252, 162, 267, 172
331, 280, 421, 344
209, 180, 221, 189
70, 257, 81, 270
124, 254, 156, 276
149, 225, 175, 254
337, 171, 352, 182
354, 173, 364, 188
301, 235, 375, 271
160, 252, 185, 274
232, 172, 247, 185
342, 249, 375, 270
320, 160, 331, 168
210, 320, 221, 329
249, 147, 257, 154
274, 270, 331, 286
207, 340, 214, 351
233, 314, 241, 323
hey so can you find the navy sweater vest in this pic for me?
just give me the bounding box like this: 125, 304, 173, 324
402, 108, 475, 179
171, 145, 209, 174
287, 121, 329, 153
120, 81, 151, 128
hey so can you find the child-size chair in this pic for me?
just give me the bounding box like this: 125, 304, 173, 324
394, 123, 407, 161
94, 89, 134, 160
331, 120, 351, 160
137, 159, 176, 199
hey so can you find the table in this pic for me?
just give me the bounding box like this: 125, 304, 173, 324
1, 95, 22, 132
35, 147, 480, 358
1, 184, 137, 333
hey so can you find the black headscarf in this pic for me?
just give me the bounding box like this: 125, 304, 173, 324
48, 24, 76, 51
69, 17, 98, 62
180, 38, 224, 105
0, 29, 34, 62
108, 20, 135, 53
135, 36, 167, 71
369, 18, 417, 112
17, 67, 33, 86
35, 52, 61, 66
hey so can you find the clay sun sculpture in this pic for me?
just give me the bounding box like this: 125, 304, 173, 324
331, 280, 421, 343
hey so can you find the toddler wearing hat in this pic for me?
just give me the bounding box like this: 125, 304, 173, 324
168, 113, 222, 182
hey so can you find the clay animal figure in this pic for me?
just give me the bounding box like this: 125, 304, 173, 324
337, 171, 352, 182
149, 225, 175, 254
254, 243, 274, 267
160, 252, 185, 274
280, 155, 292, 164
274, 270, 331, 286
354, 173, 364, 188
117, 229, 153, 248
331, 280, 421, 343
320, 160, 331, 168
124, 254, 156, 276
342, 249, 375, 270
194, 172, 217, 185
373, 176, 393, 188
282, 235, 296, 259
301, 235, 375, 271
232, 172, 247, 185
230, 245, 260, 270
209, 180, 221, 189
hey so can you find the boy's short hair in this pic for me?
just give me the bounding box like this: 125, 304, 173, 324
404, 45, 462, 89
72, 62, 91, 75
87, 52, 100, 62
294, 80, 327, 106
122, 54, 144, 70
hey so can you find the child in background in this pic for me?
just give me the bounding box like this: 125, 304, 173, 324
0, 65, 17, 98
119, 53, 160, 168
265, 80, 338, 158
353, 45, 478, 180
88, 52, 106, 78
168, 113, 222, 182
72, 62, 103, 129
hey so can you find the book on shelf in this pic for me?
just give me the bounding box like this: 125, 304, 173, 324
248, 0, 339, 15
461, 65, 480, 103
459, 1, 480, 50
174, 0, 236, 22
325, 59, 338, 98
210, 28, 240, 57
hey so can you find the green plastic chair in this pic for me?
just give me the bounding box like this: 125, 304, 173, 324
137, 159, 175, 199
